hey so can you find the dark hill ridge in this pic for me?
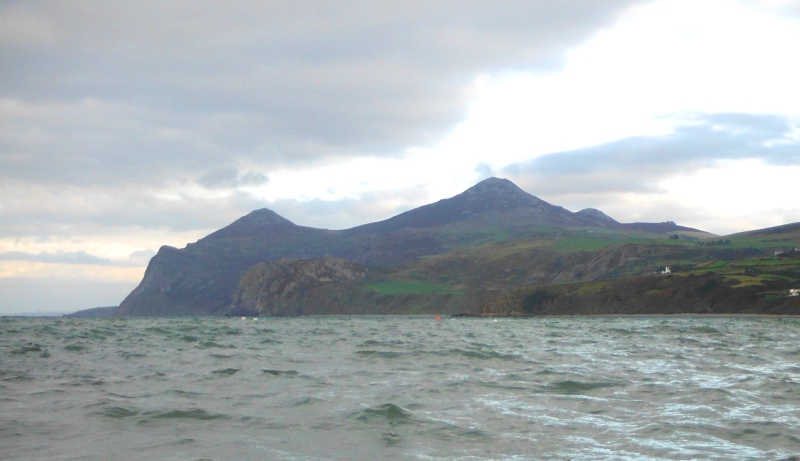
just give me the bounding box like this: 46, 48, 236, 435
621, 221, 704, 234
116, 177, 710, 317
347, 177, 617, 235
730, 221, 800, 237
205, 208, 299, 239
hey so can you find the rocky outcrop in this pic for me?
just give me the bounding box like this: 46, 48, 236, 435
227, 257, 367, 316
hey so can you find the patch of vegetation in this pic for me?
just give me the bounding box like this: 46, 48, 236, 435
548, 237, 626, 251
363, 281, 464, 296
725, 275, 767, 288
702, 260, 730, 269
731, 258, 798, 268
522, 289, 551, 313
575, 281, 612, 296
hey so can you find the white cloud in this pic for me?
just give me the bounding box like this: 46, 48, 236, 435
659, 159, 800, 233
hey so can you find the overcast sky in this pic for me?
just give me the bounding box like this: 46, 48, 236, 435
2, 0, 800, 314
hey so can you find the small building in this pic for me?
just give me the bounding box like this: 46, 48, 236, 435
790, 289, 800, 297
662, 266, 671, 274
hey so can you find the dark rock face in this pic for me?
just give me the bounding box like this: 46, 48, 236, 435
228, 257, 367, 316
115, 221, 340, 316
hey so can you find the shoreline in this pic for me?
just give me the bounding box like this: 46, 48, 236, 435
451, 313, 800, 319
6, 313, 799, 320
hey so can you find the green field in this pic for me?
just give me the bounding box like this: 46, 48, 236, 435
363, 281, 465, 296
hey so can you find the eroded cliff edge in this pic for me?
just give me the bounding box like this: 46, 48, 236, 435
227, 257, 367, 316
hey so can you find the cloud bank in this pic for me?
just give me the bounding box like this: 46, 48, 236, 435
504, 113, 800, 195
2, 0, 639, 189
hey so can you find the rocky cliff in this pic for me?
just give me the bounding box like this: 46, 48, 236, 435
228, 257, 367, 316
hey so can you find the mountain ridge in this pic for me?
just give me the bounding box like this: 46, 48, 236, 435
115, 177, 743, 317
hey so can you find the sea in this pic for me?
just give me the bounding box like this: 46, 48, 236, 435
1, 315, 799, 461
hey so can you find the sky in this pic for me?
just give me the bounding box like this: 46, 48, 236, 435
2, 0, 800, 314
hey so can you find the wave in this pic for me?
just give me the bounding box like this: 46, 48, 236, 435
211, 368, 240, 375
146, 408, 230, 421
540, 380, 623, 395
262, 369, 299, 376
351, 403, 412, 426
354, 350, 403, 359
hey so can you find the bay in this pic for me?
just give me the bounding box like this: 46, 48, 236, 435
2, 315, 799, 460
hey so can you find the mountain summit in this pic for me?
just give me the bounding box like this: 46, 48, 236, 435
347, 177, 613, 234
205, 208, 297, 239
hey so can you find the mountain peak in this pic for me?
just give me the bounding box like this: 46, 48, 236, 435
454, 177, 552, 211
346, 177, 566, 234
463, 177, 530, 199
469, 176, 521, 189
204, 208, 296, 239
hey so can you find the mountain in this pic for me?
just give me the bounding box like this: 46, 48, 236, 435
64, 306, 118, 318
729, 221, 800, 238
346, 177, 616, 234
117, 177, 720, 317
227, 257, 368, 317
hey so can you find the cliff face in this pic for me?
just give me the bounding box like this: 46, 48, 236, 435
228, 257, 367, 316
115, 219, 342, 316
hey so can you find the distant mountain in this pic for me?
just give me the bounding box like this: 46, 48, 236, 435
116, 177, 713, 317
347, 177, 616, 234
620, 221, 706, 234
64, 306, 118, 318
205, 208, 301, 239
729, 222, 800, 238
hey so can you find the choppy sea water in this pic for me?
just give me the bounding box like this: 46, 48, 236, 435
2, 316, 800, 461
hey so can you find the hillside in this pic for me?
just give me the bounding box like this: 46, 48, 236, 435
113, 177, 800, 317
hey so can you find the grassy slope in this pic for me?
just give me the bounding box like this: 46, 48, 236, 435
226, 220, 800, 317
491, 230, 800, 316
341, 225, 800, 315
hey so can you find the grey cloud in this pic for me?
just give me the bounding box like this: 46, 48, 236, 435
270, 185, 433, 230
0, 250, 144, 266
0, 277, 135, 314
0, 179, 432, 239
0, 250, 111, 265
129, 249, 157, 266
0, 183, 275, 238
1, 0, 645, 191
474, 162, 495, 180
503, 113, 800, 195
198, 166, 269, 189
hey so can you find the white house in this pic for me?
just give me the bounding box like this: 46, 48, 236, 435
662, 266, 671, 274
